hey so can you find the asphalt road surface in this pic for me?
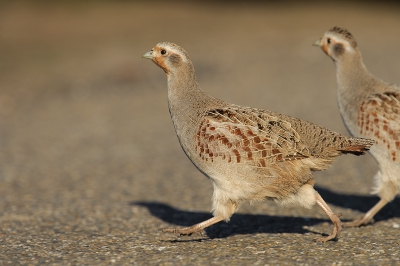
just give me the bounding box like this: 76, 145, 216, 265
0, 1, 399, 265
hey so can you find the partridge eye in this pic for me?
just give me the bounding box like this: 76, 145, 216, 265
327, 38, 332, 44
161, 49, 167, 55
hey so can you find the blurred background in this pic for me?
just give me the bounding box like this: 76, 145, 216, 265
0, 0, 399, 264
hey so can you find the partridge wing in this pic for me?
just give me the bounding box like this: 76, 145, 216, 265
195, 107, 310, 167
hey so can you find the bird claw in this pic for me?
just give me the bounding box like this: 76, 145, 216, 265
160, 227, 203, 236
315, 213, 342, 242
342, 217, 375, 228
315, 234, 338, 242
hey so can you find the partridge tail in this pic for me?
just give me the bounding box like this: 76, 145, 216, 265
338, 137, 375, 156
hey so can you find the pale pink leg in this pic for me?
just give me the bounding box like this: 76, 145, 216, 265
343, 198, 388, 227
315, 191, 342, 242
162, 216, 224, 235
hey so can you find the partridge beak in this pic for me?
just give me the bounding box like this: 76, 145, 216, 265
142, 50, 154, 59
313, 39, 322, 47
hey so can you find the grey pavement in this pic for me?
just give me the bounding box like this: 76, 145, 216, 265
0, 1, 399, 265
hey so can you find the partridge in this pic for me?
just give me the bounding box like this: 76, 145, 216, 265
143, 42, 374, 241
314, 27, 400, 227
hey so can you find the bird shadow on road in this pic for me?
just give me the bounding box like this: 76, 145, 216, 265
132, 187, 400, 241
131, 201, 332, 241
315, 186, 400, 221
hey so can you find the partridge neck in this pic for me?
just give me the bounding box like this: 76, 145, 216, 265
167, 64, 214, 134
336, 52, 374, 93
334, 51, 379, 134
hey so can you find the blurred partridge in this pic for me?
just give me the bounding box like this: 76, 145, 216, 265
143, 42, 374, 241
315, 26, 400, 227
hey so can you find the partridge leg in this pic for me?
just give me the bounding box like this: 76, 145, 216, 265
343, 198, 388, 227
315, 191, 342, 242
162, 216, 224, 236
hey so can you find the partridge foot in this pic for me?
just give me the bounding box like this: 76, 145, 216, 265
316, 213, 342, 242
161, 216, 223, 236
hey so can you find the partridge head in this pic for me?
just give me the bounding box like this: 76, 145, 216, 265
143, 42, 374, 241
315, 27, 400, 227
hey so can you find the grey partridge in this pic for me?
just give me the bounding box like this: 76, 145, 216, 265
314, 26, 400, 227
143, 42, 374, 241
